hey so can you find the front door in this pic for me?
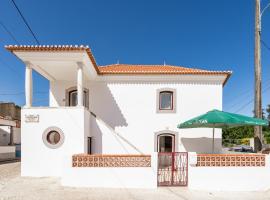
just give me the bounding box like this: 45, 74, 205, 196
157, 134, 175, 153
157, 134, 188, 186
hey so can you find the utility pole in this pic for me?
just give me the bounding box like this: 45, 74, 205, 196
254, 0, 263, 152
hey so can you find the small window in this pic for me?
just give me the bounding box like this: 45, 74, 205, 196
47, 131, 61, 145
42, 127, 65, 149
69, 90, 88, 107
66, 87, 89, 108
159, 91, 173, 110
156, 88, 176, 113
69, 90, 77, 106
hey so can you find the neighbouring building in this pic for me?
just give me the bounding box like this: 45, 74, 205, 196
0, 102, 21, 160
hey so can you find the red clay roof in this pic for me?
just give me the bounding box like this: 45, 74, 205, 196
5, 45, 232, 85
98, 64, 231, 75
5, 45, 100, 74
98, 64, 232, 86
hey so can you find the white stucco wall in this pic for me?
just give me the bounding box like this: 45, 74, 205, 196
50, 81, 75, 107
188, 155, 270, 191
0, 146, 16, 160
21, 107, 88, 177
29, 75, 223, 179
13, 127, 21, 144
49, 78, 223, 155
88, 80, 222, 155
61, 153, 158, 188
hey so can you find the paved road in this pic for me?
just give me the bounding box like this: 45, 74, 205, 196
1, 162, 270, 200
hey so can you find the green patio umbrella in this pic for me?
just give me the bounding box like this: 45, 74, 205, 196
177, 109, 269, 153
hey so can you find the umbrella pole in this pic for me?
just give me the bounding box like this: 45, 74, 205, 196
212, 127, 215, 153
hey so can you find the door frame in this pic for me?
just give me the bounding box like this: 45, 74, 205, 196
157, 133, 175, 153
154, 130, 178, 152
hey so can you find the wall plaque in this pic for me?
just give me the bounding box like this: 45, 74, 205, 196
25, 114, 39, 123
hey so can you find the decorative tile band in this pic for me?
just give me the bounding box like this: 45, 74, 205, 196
197, 154, 265, 167
72, 154, 151, 167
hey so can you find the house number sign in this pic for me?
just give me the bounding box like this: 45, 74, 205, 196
25, 114, 39, 123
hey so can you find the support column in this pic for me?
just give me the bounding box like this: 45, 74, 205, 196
77, 62, 84, 107
8, 126, 14, 146
25, 62, 33, 108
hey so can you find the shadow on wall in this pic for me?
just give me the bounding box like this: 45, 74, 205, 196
90, 84, 128, 154
90, 115, 103, 154
181, 137, 222, 153
90, 84, 127, 128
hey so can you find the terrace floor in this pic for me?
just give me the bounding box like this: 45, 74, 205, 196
1, 162, 270, 200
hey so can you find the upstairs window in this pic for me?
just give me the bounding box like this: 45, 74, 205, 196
65, 87, 89, 109
159, 91, 173, 110
69, 90, 88, 107
157, 88, 176, 113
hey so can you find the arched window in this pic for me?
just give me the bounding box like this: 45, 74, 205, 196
65, 87, 89, 108
156, 88, 176, 113
68, 90, 88, 107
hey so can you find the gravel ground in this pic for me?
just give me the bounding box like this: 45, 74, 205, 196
1, 162, 270, 200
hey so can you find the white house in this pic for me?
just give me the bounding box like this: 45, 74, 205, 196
6, 45, 235, 189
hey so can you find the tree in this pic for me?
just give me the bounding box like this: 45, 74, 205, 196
266, 104, 270, 121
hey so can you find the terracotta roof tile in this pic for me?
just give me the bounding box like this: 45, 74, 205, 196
5, 45, 232, 85
98, 64, 231, 75
98, 64, 232, 85
5, 45, 100, 74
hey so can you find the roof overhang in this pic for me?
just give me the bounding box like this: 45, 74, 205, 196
5, 45, 232, 86
95, 74, 231, 86
5, 45, 100, 81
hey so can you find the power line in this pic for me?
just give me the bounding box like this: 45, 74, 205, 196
261, 39, 270, 52
234, 84, 270, 113
0, 91, 47, 96
10, 0, 40, 44
224, 78, 270, 110
0, 92, 24, 96
0, 21, 19, 44
0, 57, 23, 78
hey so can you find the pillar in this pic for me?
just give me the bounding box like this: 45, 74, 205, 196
25, 62, 33, 108
77, 62, 84, 107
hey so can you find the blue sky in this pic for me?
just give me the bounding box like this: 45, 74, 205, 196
0, 0, 269, 116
